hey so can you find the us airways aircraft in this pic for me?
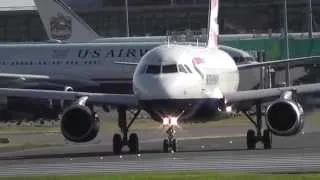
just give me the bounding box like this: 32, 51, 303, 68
0, 0, 320, 154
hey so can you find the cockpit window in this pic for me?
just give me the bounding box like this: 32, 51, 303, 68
162, 64, 178, 73
146, 65, 161, 74
184, 65, 192, 73
139, 65, 146, 74
178, 64, 187, 73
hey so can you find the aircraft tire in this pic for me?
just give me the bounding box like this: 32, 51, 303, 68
113, 133, 122, 155
163, 139, 169, 153
171, 139, 177, 152
246, 129, 256, 150
128, 133, 139, 154
263, 129, 272, 149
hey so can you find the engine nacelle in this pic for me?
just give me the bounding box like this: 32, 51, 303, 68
61, 97, 99, 142
266, 100, 304, 136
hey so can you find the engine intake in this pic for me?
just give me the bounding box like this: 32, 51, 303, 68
61, 97, 99, 142
266, 100, 304, 136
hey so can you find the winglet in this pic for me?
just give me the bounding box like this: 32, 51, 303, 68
207, 0, 219, 49
34, 0, 100, 42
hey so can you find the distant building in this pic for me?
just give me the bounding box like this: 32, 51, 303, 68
0, 0, 319, 42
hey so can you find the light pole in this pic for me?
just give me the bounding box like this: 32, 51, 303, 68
284, 0, 290, 86
308, 0, 313, 38
125, 0, 130, 37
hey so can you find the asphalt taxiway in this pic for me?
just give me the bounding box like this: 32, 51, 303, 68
0, 122, 320, 177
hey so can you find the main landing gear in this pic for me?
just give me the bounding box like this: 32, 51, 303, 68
113, 106, 141, 155
242, 102, 272, 150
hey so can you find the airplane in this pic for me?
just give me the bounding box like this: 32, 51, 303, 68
0, 0, 319, 155
0, 41, 254, 122
0, 0, 257, 122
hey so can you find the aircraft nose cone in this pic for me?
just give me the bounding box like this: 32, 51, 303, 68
134, 74, 198, 101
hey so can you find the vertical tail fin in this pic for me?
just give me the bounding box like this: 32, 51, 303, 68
207, 0, 219, 48
34, 0, 100, 42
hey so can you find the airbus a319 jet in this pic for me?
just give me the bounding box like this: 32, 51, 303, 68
0, 0, 319, 154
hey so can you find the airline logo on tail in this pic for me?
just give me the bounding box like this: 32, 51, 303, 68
50, 13, 72, 41
207, 0, 219, 49
34, 0, 99, 42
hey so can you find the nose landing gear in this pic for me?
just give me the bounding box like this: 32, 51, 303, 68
163, 126, 177, 153
161, 112, 184, 153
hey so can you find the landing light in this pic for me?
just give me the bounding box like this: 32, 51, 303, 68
162, 116, 179, 127
226, 106, 232, 113
163, 117, 170, 126
170, 117, 178, 126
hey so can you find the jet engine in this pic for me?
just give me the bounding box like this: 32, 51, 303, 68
266, 99, 304, 136
61, 96, 99, 142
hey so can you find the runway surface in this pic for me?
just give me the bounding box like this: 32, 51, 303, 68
1, 123, 320, 177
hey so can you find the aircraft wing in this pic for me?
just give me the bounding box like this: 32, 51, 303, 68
0, 88, 138, 107
1, 83, 320, 109
237, 56, 320, 70
114, 56, 320, 69
0, 73, 50, 80
0, 73, 99, 87
224, 83, 320, 104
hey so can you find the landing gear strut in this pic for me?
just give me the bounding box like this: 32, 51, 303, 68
113, 106, 141, 155
163, 126, 177, 153
242, 102, 272, 150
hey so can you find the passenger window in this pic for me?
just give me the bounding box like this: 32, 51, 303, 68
146, 65, 161, 74
162, 64, 177, 73
184, 65, 192, 73
178, 64, 187, 73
